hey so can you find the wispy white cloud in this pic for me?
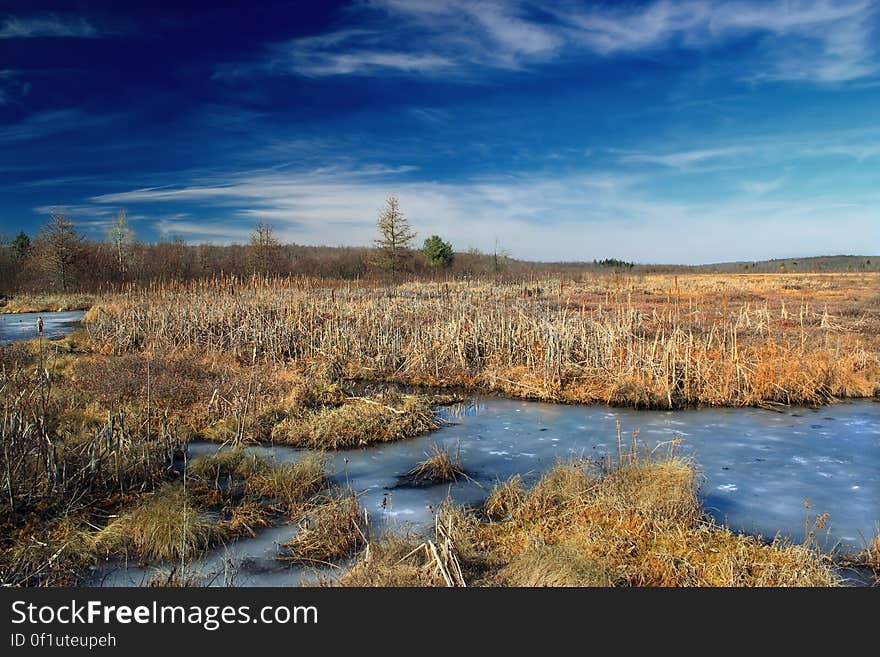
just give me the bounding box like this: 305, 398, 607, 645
741, 177, 785, 195
231, 0, 878, 83
0, 15, 103, 39
811, 143, 880, 161
32, 203, 116, 218
383, 0, 563, 68
155, 218, 252, 242
616, 128, 880, 172
559, 0, 878, 82
618, 146, 753, 170
0, 109, 122, 144
0, 109, 85, 143
218, 0, 565, 78
271, 31, 455, 76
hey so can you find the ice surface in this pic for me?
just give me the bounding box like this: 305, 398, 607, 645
0, 310, 85, 343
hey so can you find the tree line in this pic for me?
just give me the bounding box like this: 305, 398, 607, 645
0, 197, 515, 293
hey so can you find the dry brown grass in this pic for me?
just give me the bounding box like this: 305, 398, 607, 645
485, 475, 526, 521
338, 501, 473, 587
5, 272, 874, 587
84, 273, 880, 408
188, 446, 268, 482
479, 454, 836, 586
842, 531, 880, 584
403, 444, 465, 485
281, 490, 368, 566
868, 534, 880, 583
95, 483, 218, 562
0, 338, 342, 584
0, 293, 95, 314
242, 452, 329, 514
271, 393, 441, 448
0, 516, 98, 586
341, 450, 838, 587
496, 540, 615, 586
217, 500, 273, 540
336, 534, 447, 587
187, 448, 331, 537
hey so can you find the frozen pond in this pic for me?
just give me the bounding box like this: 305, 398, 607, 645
97, 396, 880, 586
0, 310, 86, 343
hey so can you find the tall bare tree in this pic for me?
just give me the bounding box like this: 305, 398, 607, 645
37, 210, 83, 291
374, 196, 415, 278
493, 237, 510, 274
249, 221, 282, 274
107, 209, 135, 280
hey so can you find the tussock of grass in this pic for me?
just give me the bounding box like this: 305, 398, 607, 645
597, 453, 697, 522
485, 475, 526, 520
90, 448, 332, 567
96, 483, 218, 562
243, 452, 329, 514
843, 531, 880, 584
479, 454, 834, 587
496, 540, 615, 587
188, 447, 268, 483
514, 457, 597, 522
93, 450, 332, 565
297, 361, 347, 400
281, 490, 367, 565
189, 448, 330, 533
218, 501, 273, 540
403, 445, 464, 485
271, 394, 440, 449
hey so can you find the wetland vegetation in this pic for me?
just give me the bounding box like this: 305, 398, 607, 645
1, 270, 877, 587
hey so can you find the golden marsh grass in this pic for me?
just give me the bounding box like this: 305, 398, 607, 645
85, 272, 880, 408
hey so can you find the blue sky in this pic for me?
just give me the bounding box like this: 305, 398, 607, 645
1, 0, 879, 263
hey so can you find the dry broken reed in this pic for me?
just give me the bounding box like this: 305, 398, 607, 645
339, 500, 470, 587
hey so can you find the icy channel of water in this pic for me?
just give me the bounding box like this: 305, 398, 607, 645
0, 310, 86, 343
96, 396, 879, 586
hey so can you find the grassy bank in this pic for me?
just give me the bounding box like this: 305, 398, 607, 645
0, 293, 96, 314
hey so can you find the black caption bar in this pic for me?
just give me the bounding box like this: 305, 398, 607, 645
0, 587, 871, 651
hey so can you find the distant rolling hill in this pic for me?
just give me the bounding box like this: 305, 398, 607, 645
526, 254, 879, 274
678, 255, 879, 274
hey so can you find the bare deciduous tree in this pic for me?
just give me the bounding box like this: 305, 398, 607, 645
107, 209, 135, 280
249, 221, 282, 274
37, 210, 83, 291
